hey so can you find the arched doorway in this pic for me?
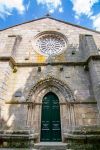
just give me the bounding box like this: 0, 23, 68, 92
40, 92, 62, 142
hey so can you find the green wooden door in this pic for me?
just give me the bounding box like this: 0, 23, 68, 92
40, 92, 61, 142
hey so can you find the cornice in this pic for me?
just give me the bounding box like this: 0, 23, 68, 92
0, 55, 100, 67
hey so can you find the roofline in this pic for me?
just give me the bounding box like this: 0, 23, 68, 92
0, 16, 100, 34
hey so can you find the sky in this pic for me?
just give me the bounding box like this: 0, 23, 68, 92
0, 0, 100, 31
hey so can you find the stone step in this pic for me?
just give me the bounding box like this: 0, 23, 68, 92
34, 142, 68, 150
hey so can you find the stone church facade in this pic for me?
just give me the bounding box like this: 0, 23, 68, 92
0, 16, 100, 147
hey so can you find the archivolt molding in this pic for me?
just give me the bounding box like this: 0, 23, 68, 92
26, 76, 75, 102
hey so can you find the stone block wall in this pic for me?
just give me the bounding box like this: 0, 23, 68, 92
2, 65, 98, 130
6, 65, 92, 103
75, 104, 99, 126
0, 17, 100, 131
0, 18, 100, 63
0, 62, 11, 101
89, 60, 100, 111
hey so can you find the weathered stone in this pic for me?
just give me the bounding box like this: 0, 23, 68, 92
0, 16, 100, 148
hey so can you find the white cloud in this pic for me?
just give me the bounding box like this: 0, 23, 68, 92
49, 9, 54, 13
70, 0, 100, 31
0, 0, 25, 19
59, 7, 63, 13
70, 0, 99, 18
91, 13, 100, 31
26, 0, 30, 11
36, 0, 63, 13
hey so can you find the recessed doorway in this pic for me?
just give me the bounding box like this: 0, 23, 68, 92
40, 92, 62, 142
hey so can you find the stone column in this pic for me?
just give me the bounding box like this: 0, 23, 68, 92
89, 60, 100, 115
26, 104, 33, 128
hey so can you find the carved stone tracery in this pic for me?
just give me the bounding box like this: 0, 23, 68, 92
34, 31, 67, 56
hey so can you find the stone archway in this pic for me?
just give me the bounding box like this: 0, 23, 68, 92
26, 77, 76, 142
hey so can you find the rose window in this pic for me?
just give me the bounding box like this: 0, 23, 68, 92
34, 32, 67, 56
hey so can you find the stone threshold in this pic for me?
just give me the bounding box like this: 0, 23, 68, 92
34, 142, 67, 150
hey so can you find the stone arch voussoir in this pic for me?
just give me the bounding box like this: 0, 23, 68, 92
26, 76, 75, 102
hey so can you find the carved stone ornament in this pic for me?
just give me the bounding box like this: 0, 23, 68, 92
33, 31, 67, 56
26, 76, 75, 102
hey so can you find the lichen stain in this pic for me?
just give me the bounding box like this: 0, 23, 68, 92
56, 53, 65, 62
36, 53, 46, 63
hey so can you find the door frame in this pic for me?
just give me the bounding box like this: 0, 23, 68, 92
28, 86, 76, 142
40, 92, 62, 142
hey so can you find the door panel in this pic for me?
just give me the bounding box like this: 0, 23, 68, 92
41, 92, 61, 142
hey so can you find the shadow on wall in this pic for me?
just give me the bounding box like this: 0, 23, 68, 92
23, 56, 62, 100
4, 56, 59, 130
0, 88, 27, 130
0, 53, 69, 130
8, 89, 27, 130
0, 88, 35, 148
0, 53, 99, 131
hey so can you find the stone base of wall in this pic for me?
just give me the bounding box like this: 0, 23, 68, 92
0, 126, 100, 149
64, 125, 100, 150
0, 130, 38, 148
